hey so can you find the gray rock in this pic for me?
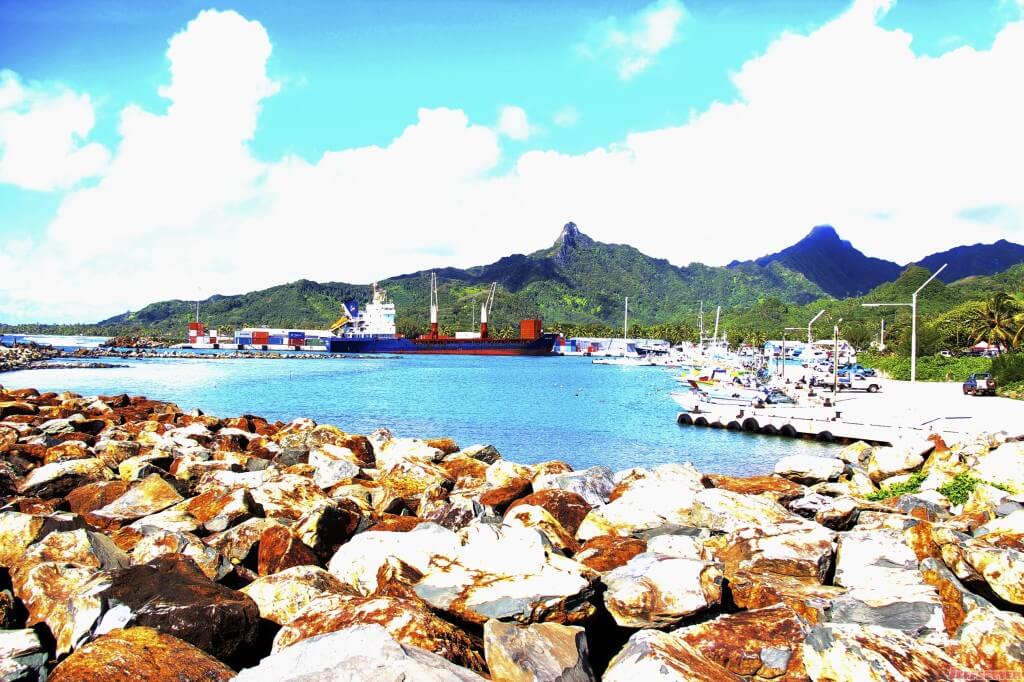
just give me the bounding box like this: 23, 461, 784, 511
773, 455, 844, 484
533, 467, 614, 507
603, 629, 742, 681
483, 620, 595, 682
234, 624, 486, 681
0, 629, 48, 682
602, 552, 722, 628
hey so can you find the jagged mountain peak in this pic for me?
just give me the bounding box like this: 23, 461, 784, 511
804, 224, 841, 240
553, 221, 594, 265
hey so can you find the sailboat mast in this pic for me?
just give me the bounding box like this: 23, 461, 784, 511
623, 297, 629, 340
698, 301, 704, 346
713, 306, 721, 346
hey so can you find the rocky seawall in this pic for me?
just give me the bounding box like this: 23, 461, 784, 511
0, 346, 62, 373
1, 383, 1023, 681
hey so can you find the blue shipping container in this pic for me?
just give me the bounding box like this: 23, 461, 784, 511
268, 336, 285, 344
236, 337, 252, 345
288, 331, 305, 338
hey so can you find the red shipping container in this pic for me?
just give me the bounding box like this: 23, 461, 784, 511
188, 322, 205, 334
252, 331, 270, 343
519, 319, 542, 340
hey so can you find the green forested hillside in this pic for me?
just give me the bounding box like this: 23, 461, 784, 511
2, 224, 826, 340
3, 224, 1020, 346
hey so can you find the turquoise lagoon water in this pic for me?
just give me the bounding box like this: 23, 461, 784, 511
0, 354, 838, 476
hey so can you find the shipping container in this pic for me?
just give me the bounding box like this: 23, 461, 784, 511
519, 319, 543, 340
236, 336, 252, 345
288, 331, 305, 339
251, 332, 270, 343
268, 336, 285, 345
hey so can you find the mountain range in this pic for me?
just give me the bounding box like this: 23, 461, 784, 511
8, 223, 1021, 336
729, 225, 1024, 298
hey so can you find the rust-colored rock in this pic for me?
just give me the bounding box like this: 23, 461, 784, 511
258, 524, 319, 576
675, 604, 808, 679
43, 441, 93, 464
367, 514, 425, 533
575, 535, 647, 573
185, 487, 255, 532
479, 476, 532, 514
506, 488, 591, 536
66, 480, 131, 516
273, 593, 487, 674
85, 473, 184, 529
49, 627, 234, 682
426, 437, 460, 455
703, 473, 805, 503
727, 569, 846, 624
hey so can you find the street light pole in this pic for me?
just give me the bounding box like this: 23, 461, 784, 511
807, 310, 825, 344
862, 263, 947, 383
833, 318, 843, 400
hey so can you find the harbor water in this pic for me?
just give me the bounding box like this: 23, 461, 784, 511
1, 353, 839, 476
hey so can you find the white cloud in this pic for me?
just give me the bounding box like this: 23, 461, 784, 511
4, 0, 1024, 323
0, 71, 110, 191
496, 105, 534, 140
584, 0, 686, 80
553, 106, 580, 127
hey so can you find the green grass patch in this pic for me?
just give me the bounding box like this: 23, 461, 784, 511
936, 472, 1013, 505
998, 380, 1024, 401
860, 351, 992, 382
865, 471, 927, 501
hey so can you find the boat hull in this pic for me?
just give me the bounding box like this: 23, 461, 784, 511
325, 334, 557, 356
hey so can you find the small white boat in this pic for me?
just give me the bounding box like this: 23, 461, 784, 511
592, 356, 656, 366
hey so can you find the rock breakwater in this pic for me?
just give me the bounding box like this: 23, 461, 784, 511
1, 383, 1024, 680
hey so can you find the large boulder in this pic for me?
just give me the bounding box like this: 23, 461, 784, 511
328, 523, 462, 594
802, 622, 959, 681
483, 619, 594, 682
602, 552, 722, 628
702, 473, 805, 504
773, 455, 844, 485
131, 526, 231, 581
972, 441, 1024, 491
867, 446, 925, 483
533, 467, 615, 507
956, 606, 1024, 674
48, 627, 234, 682
574, 535, 647, 574
831, 529, 945, 635
674, 604, 808, 679
235, 624, 486, 681
717, 523, 836, 584
603, 629, 743, 681
0, 628, 48, 682
413, 524, 595, 626
240, 565, 351, 625
273, 593, 486, 674
86, 554, 260, 663
17, 457, 111, 498
250, 473, 332, 520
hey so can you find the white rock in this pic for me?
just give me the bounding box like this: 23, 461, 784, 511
602, 553, 722, 628
773, 455, 844, 484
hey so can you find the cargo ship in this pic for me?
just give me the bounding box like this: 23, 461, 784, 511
324, 275, 556, 356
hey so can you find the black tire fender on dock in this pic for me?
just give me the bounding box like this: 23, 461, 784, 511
742, 418, 759, 432
678, 413, 693, 425
817, 431, 834, 442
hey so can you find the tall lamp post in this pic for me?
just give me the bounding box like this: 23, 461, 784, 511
833, 318, 843, 400
806, 310, 826, 344
862, 263, 947, 383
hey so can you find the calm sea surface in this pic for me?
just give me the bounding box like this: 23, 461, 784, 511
1, 352, 839, 476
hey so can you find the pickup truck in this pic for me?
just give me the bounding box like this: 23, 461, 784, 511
963, 373, 996, 396
817, 371, 882, 393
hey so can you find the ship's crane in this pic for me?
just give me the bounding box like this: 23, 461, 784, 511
480, 282, 497, 338
429, 272, 439, 338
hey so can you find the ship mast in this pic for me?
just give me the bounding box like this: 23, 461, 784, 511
480, 282, 496, 339
429, 272, 439, 338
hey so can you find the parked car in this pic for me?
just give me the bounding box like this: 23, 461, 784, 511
963, 373, 996, 396
938, 350, 952, 358
839, 363, 877, 377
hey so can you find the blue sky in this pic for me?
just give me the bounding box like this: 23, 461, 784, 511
1, 0, 1023, 322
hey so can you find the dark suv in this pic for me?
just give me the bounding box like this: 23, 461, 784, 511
963, 373, 996, 396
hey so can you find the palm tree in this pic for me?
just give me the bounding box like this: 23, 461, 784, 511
969, 292, 1022, 351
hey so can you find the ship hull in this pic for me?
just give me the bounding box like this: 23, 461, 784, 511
325, 334, 557, 356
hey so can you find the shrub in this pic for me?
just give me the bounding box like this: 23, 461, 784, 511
992, 353, 1024, 385
936, 472, 1012, 505
866, 471, 926, 501
860, 352, 991, 382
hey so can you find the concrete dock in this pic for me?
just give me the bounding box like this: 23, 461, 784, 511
676, 378, 1024, 445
